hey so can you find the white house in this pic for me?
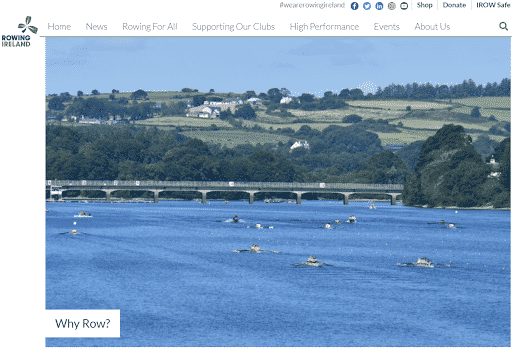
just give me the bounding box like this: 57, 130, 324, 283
187, 103, 234, 117
204, 99, 243, 106
79, 117, 102, 124
104, 119, 127, 125
247, 97, 261, 105
290, 140, 310, 150
198, 106, 221, 119
280, 97, 293, 104
488, 156, 501, 178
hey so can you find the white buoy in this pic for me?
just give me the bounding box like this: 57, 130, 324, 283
73, 222, 77, 225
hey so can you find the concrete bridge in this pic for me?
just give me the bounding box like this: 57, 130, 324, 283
46, 180, 403, 205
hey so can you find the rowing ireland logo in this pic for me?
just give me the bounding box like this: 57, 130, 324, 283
18, 16, 38, 34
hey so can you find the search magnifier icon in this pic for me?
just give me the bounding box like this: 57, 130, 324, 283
499, 22, 508, 31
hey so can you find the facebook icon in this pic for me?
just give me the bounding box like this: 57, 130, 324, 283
376, 1, 384, 9
351, 2, 359, 9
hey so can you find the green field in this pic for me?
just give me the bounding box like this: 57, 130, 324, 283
241, 120, 350, 131
452, 97, 511, 109
455, 106, 510, 122
138, 116, 233, 129
348, 100, 449, 110
377, 129, 506, 147
289, 107, 406, 121
389, 119, 495, 131
374, 129, 437, 145
252, 111, 294, 124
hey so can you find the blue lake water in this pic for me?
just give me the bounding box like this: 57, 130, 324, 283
46, 201, 511, 347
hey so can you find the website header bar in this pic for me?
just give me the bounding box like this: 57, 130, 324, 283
38, 18, 510, 36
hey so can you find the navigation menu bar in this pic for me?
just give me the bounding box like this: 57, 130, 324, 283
39, 19, 510, 36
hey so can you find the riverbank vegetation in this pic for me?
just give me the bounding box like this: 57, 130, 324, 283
46, 124, 406, 185
403, 125, 510, 208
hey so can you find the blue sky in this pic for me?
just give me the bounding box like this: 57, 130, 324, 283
46, 37, 511, 96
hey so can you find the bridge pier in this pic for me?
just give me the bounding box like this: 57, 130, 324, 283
293, 191, 307, 204
152, 190, 161, 203
340, 192, 350, 205
198, 190, 211, 204
390, 193, 400, 206
103, 190, 112, 203
247, 191, 257, 204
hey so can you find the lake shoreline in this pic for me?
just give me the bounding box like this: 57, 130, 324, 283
412, 204, 510, 211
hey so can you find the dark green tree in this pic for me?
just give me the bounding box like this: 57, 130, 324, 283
234, 104, 256, 120
117, 97, 129, 105
219, 108, 233, 120
358, 151, 409, 184
162, 101, 187, 116
349, 88, 364, 100
244, 90, 257, 99
66, 97, 108, 119
396, 140, 424, 170
280, 88, 291, 97
59, 92, 72, 102
338, 88, 350, 99
48, 96, 65, 111
342, 114, 362, 123
470, 106, 481, 118
131, 89, 148, 100
46, 149, 80, 180
404, 124, 491, 207
192, 95, 207, 107
267, 88, 283, 103
128, 102, 156, 121
497, 78, 511, 96
296, 125, 320, 138
492, 137, 510, 191
298, 93, 315, 103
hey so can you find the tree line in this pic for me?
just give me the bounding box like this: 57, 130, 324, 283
373, 78, 510, 100
46, 124, 409, 187
47, 90, 188, 121
258, 78, 510, 104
